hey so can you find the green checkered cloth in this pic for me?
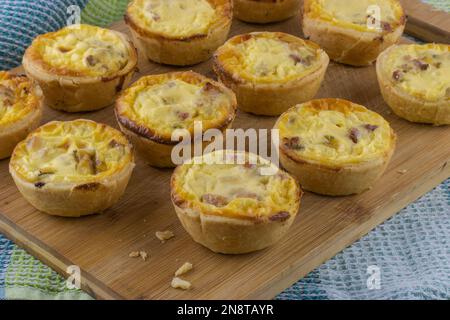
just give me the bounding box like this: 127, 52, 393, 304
3, 245, 91, 300
0, 0, 449, 300
81, 0, 129, 27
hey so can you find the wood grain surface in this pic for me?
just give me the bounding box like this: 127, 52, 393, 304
400, 0, 450, 43
0, 13, 449, 299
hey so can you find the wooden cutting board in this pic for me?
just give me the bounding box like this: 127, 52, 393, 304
1, 15, 449, 300
400, 0, 450, 43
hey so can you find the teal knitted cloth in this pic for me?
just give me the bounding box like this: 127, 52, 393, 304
0, 0, 449, 300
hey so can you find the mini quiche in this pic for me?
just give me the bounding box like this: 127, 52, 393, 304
275, 99, 396, 196
115, 71, 237, 167
22, 24, 137, 112
303, 0, 406, 66
213, 32, 329, 116
0, 72, 43, 159
234, 0, 301, 24
171, 150, 302, 254
9, 120, 135, 217
125, 0, 232, 66
377, 44, 450, 125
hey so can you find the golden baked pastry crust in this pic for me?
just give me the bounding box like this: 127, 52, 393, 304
376, 43, 450, 125
171, 150, 302, 254
213, 32, 329, 116
23, 24, 138, 112
275, 98, 396, 195
115, 71, 237, 167
303, 0, 406, 66
234, 0, 301, 24
0, 72, 43, 159
9, 119, 135, 217
125, 0, 232, 66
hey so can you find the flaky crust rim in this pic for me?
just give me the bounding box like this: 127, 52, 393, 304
274, 98, 397, 171
115, 71, 237, 145
376, 44, 450, 125
125, 0, 233, 41
213, 32, 329, 88
23, 29, 138, 83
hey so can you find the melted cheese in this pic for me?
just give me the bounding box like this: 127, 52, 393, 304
31, 24, 129, 77
174, 151, 299, 219
306, 0, 403, 32
118, 73, 235, 138
217, 32, 323, 83
0, 72, 41, 127
127, 0, 217, 38
385, 44, 450, 102
10, 120, 133, 184
276, 99, 394, 165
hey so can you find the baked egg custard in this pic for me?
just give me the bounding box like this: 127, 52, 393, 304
376, 44, 450, 125
216, 33, 323, 83
234, 0, 301, 24
171, 150, 302, 254
213, 32, 329, 115
25, 25, 129, 77
9, 120, 135, 217
125, 0, 232, 65
115, 71, 237, 167
23, 24, 137, 112
275, 99, 396, 195
303, 0, 405, 66
0, 72, 43, 159
127, 0, 217, 39
307, 0, 404, 32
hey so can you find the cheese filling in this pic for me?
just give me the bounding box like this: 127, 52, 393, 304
120, 77, 234, 137
277, 100, 393, 165
0, 72, 39, 127
176, 152, 299, 218
221, 34, 321, 83
34, 25, 129, 77
387, 44, 450, 102
11, 121, 133, 184
309, 0, 402, 32
238, 36, 319, 81
128, 0, 216, 38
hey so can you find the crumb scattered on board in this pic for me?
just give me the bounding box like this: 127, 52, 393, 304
397, 169, 408, 174
129, 250, 149, 261
156, 230, 175, 243
139, 251, 148, 261
171, 277, 191, 290
129, 251, 140, 258
175, 262, 193, 276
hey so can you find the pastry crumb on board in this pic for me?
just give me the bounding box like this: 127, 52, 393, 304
175, 262, 193, 276
129, 250, 149, 261
156, 230, 175, 242
171, 277, 192, 290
